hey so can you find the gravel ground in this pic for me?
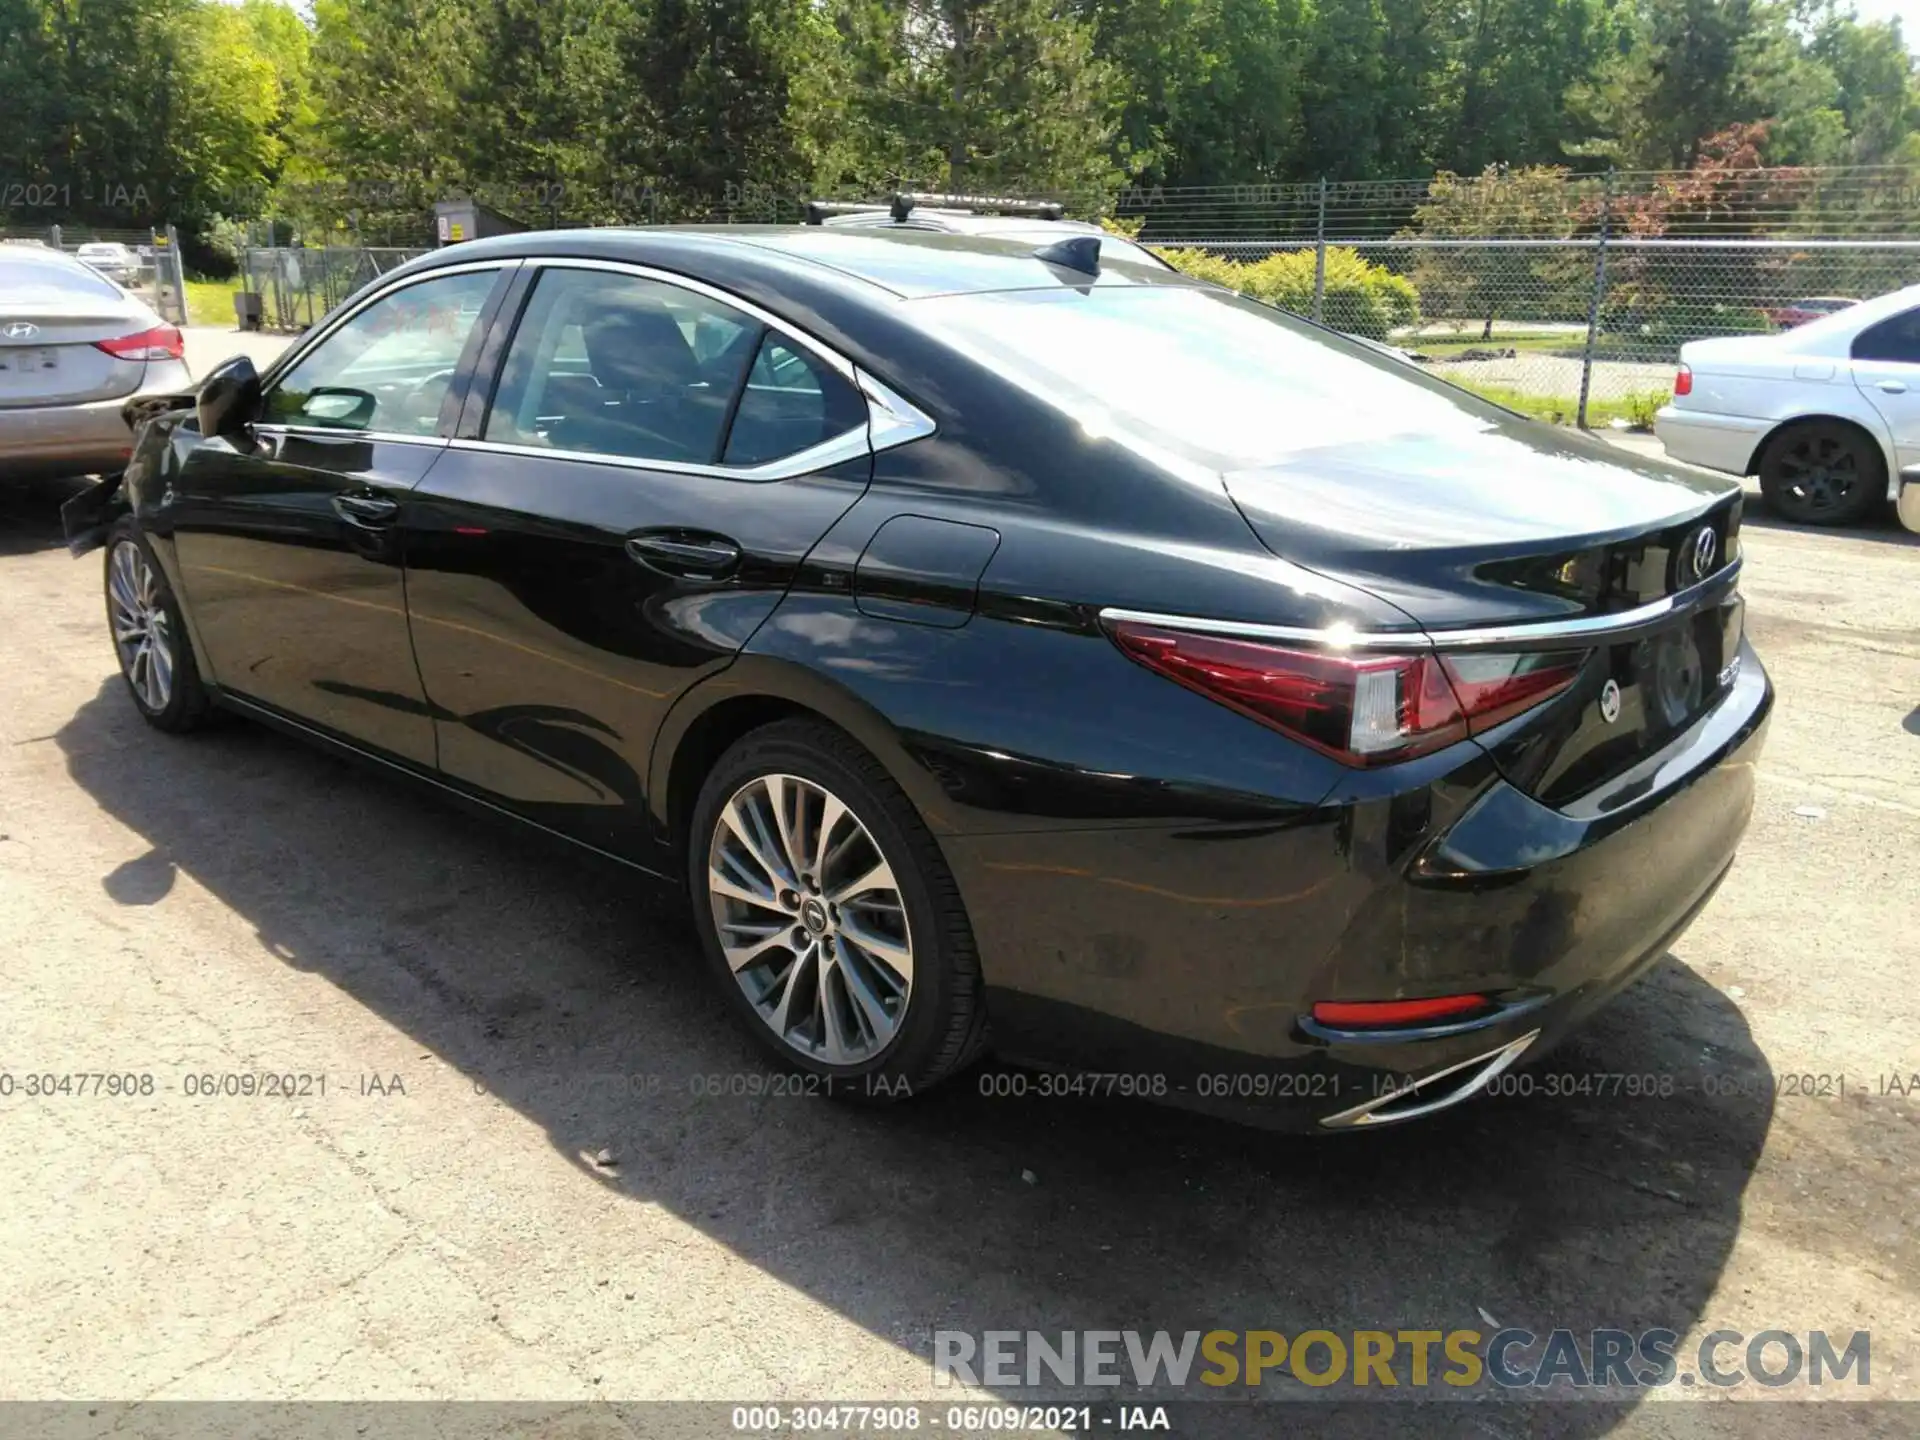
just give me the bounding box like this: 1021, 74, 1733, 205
0, 443, 1916, 1431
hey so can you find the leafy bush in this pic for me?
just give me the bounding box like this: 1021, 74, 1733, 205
1151, 245, 1420, 340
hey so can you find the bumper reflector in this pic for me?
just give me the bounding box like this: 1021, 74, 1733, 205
1311, 994, 1490, 1028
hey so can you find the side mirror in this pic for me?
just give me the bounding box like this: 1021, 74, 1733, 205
1898, 470, 1920, 535
300, 386, 378, 429
198, 355, 262, 440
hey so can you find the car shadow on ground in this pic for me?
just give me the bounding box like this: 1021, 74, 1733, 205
56, 679, 1788, 1432
0, 474, 97, 556
1738, 503, 1920, 550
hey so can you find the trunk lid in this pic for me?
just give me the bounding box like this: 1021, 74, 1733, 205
0, 303, 149, 408
1221, 423, 1746, 808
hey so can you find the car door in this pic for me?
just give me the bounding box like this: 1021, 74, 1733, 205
166, 264, 512, 767
1850, 305, 1920, 478
400, 260, 874, 860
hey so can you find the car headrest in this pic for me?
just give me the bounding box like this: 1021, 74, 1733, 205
582, 304, 701, 394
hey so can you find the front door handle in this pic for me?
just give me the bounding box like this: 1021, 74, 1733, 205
625, 531, 742, 579
1875, 380, 1908, 394
333, 491, 400, 526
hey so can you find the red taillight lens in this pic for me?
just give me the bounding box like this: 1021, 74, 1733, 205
1436, 650, 1587, 734
1673, 364, 1692, 397
1312, 994, 1490, 1028
1107, 622, 1585, 766
95, 325, 184, 362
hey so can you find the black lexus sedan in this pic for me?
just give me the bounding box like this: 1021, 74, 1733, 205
64, 227, 1770, 1129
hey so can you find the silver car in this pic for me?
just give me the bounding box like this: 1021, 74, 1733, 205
1, 246, 192, 478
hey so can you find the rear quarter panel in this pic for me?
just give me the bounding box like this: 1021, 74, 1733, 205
1678, 341, 1898, 478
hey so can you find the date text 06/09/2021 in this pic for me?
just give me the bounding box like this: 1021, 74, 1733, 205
730, 1405, 1169, 1433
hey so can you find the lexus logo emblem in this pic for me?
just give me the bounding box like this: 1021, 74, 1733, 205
1599, 679, 1622, 724
1687, 526, 1717, 582
2, 321, 37, 340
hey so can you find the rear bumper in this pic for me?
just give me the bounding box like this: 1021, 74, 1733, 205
0, 360, 192, 477
1653, 406, 1768, 476
948, 645, 1772, 1130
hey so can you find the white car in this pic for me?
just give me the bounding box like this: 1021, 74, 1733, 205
1655, 282, 1920, 529
74, 241, 139, 284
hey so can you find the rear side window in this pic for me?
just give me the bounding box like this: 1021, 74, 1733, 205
1853, 309, 1920, 364
723, 334, 867, 465
484, 268, 756, 464
485, 267, 865, 469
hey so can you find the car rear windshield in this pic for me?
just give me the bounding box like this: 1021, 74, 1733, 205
915, 284, 1499, 473
0, 253, 124, 302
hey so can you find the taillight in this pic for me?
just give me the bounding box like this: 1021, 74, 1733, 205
1437, 651, 1587, 733
1673, 363, 1692, 397
95, 325, 184, 361
1107, 622, 1585, 766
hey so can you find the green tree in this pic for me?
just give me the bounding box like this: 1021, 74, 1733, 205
1809, 7, 1920, 165
845, 0, 1129, 200
1407, 163, 1593, 335
297, 0, 480, 233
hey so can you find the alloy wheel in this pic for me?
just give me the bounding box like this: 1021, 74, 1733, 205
1775, 433, 1861, 514
108, 540, 175, 713
706, 773, 914, 1066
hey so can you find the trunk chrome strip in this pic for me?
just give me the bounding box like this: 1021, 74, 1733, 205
1100, 557, 1741, 653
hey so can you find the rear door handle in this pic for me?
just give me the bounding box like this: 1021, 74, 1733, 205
333, 491, 400, 526
1875, 380, 1908, 394
625, 531, 742, 579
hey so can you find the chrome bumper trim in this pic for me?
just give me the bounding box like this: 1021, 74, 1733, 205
1317, 1030, 1540, 1129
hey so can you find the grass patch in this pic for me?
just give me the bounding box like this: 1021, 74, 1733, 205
183, 277, 246, 328
1446, 380, 1672, 429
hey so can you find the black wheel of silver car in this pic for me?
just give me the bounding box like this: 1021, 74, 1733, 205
105, 520, 213, 733
688, 719, 987, 1096
1757, 420, 1886, 527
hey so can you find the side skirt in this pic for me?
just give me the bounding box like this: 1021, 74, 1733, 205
213, 690, 679, 887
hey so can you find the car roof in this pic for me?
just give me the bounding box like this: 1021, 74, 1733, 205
421, 225, 1200, 301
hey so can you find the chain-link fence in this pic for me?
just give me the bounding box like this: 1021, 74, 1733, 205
215, 164, 1916, 422
0, 223, 189, 324
1108, 167, 1920, 425
238, 245, 431, 332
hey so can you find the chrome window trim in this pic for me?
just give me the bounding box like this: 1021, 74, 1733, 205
448, 427, 873, 483
1099, 556, 1743, 653
857, 367, 937, 452
258, 258, 520, 392
444, 257, 937, 479
253, 422, 447, 450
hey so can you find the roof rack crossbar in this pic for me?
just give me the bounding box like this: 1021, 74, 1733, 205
805, 200, 891, 226
893, 191, 1066, 221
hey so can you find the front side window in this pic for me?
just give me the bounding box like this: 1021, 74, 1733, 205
1852, 308, 1920, 365
263, 269, 498, 435
484, 269, 757, 464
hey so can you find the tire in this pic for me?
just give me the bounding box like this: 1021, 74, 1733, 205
687, 718, 987, 1099
104, 519, 214, 733
1756, 420, 1886, 527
